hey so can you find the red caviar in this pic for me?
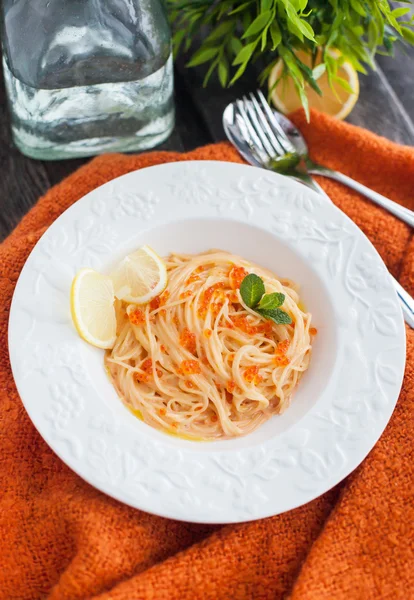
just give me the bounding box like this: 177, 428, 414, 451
195, 265, 204, 274
309, 327, 318, 336
243, 366, 262, 385
185, 380, 196, 389
274, 355, 289, 367
173, 316, 180, 327
150, 290, 170, 312
158, 408, 166, 416
180, 290, 193, 300
227, 380, 236, 393
179, 328, 196, 354
227, 291, 239, 303
274, 339, 290, 366
178, 360, 201, 375
129, 309, 146, 326
276, 339, 290, 355
229, 266, 248, 290
135, 372, 149, 383
231, 315, 258, 335
211, 414, 218, 423
186, 273, 201, 285
160, 344, 168, 354
204, 329, 212, 338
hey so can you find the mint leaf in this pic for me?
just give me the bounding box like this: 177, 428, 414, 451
258, 292, 285, 310
240, 274, 265, 308
258, 308, 292, 325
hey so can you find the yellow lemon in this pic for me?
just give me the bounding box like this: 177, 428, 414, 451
110, 245, 167, 304
269, 49, 359, 120
71, 268, 117, 349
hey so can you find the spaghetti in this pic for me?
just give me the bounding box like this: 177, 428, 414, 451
105, 250, 314, 440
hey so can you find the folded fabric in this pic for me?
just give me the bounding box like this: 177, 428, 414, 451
0, 110, 413, 600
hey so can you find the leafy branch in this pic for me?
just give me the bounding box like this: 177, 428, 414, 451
167, 0, 414, 115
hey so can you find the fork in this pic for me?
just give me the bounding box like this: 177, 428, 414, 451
226, 90, 414, 228
223, 91, 414, 328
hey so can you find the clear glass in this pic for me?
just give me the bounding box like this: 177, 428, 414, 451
1, 0, 175, 160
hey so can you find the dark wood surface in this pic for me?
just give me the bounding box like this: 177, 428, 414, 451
1, 44, 414, 242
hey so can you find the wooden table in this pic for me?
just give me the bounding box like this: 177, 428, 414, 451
1, 45, 413, 241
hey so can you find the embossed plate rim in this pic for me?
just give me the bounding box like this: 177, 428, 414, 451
8, 161, 406, 523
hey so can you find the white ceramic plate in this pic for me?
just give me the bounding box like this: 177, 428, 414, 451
9, 161, 405, 523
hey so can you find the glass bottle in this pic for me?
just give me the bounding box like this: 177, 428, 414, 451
1, 0, 175, 160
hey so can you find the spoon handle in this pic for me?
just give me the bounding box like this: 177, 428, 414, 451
308, 167, 414, 228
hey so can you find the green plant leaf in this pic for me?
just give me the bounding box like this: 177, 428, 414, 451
228, 1, 253, 16
229, 36, 243, 56
240, 274, 265, 308
204, 20, 234, 43
233, 40, 259, 66
242, 10, 273, 38
270, 21, 282, 50
401, 26, 414, 44
218, 57, 229, 86
258, 308, 292, 325
187, 46, 218, 67
258, 292, 285, 310
334, 75, 357, 95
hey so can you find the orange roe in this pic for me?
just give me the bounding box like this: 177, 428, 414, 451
171, 422, 178, 429
310, 327, 318, 336
243, 365, 263, 384
211, 301, 224, 317
195, 265, 204, 274
141, 359, 153, 373
274, 355, 289, 367
185, 380, 196, 389
228, 353, 235, 364
227, 291, 239, 303
158, 408, 166, 416
204, 282, 225, 303
211, 414, 218, 423
150, 290, 170, 311
274, 339, 290, 366
178, 360, 201, 375
186, 273, 201, 285
229, 266, 248, 290
179, 328, 196, 354
227, 380, 236, 393
160, 344, 168, 354
231, 315, 258, 335
276, 339, 290, 355
204, 329, 212, 338
135, 372, 149, 383
173, 316, 180, 327
258, 320, 273, 336
202, 357, 210, 365
180, 290, 193, 300
129, 309, 146, 325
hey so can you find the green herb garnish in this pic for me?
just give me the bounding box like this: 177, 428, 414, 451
168, 0, 414, 120
240, 274, 292, 325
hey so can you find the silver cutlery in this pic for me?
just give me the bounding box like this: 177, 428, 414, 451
223, 90, 414, 229
223, 91, 414, 328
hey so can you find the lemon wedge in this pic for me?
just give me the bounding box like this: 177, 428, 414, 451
110, 245, 167, 304
71, 268, 117, 349
269, 49, 359, 120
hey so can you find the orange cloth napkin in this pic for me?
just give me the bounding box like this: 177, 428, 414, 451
1, 110, 413, 600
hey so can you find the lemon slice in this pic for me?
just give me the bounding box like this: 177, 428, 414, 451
110, 245, 167, 304
71, 268, 117, 349
269, 49, 359, 120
